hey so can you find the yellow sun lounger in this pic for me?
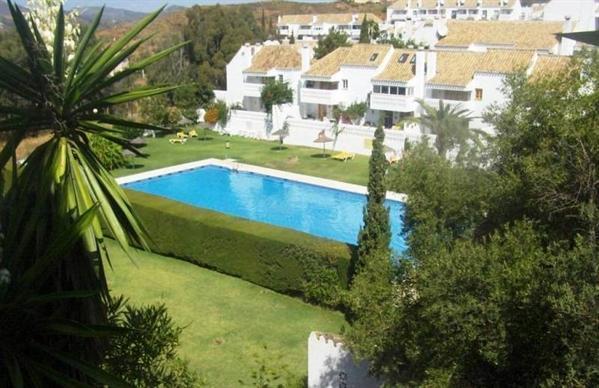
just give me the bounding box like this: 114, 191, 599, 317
176, 131, 189, 139
331, 151, 355, 162
169, 138, 187, 144
188, 130, 198, 138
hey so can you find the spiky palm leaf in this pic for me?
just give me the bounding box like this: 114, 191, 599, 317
0, 1, 187, 380
410, 99, 473, 158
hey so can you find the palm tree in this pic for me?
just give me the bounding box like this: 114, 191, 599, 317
412, 99, 472, 159
0, 2, 185, 382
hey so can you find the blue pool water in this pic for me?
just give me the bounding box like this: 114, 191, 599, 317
124, 166, 406, 253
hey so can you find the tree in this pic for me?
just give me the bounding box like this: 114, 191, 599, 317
260, 79, 293, 114
376, 32, 418, 48
105, 297, 200, 387
356, 126, 391, 269
358, 15, 379, 44
335, 101, 367, 125
412, 99, 473, 159
0, 3, 184, 383
347, 51, 599, 387
289, 31, 295, 44
314, 28, 351, 60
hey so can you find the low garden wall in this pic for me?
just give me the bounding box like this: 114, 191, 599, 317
126, 190, 354, 303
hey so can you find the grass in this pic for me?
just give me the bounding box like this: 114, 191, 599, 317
106, 240, 347, 387
113, 130, 369, 186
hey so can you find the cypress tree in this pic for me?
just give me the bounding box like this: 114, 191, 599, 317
359, 15, 370, 43
356, 125, 391, 269
289, 31, 295, 44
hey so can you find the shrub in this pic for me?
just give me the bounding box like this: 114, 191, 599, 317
104, 296, 201, 387
89, 134, 127, 170
126, 190, 353, 302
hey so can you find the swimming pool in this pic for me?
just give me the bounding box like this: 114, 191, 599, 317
123, 164, 406, 253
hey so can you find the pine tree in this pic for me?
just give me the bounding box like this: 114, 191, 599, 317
359, 15, 370, 43
356, 125, 391, 269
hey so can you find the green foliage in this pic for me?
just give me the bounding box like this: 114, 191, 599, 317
213, 99, 231, 128
240, 346, 304, 388
184, 5, 265, 89
0, 3, 183, 383
260, 79, 293, 113
105, 296, 200, 387
412, 99, 474, 159
389, 143, 495, 258
89, 134, 127, 171
302, 261, 343, 308
140, 95, 183, 127
358, 15, 379, 44
348, 51, 599, 386
356, 126, 391, 268
126, 190, 353, 303
376, 33, 417, 48
314, 28, 351, 60
335, 101, 367, 124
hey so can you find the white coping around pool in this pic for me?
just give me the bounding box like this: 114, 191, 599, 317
116, 158, 407, 202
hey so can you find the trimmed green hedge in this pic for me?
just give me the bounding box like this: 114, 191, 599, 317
126, 190, 354, 299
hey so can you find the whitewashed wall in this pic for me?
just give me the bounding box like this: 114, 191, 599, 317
308, 332, 381, 388
224, 109, 432, 156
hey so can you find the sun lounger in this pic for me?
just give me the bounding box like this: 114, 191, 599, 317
176, 131, 189, 139
188, 130, 198, 138
169, 138, 187, 144
331, 151, 355, 162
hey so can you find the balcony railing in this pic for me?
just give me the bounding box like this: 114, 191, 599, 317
370, 93, 416, 112
300, 88, 343, 105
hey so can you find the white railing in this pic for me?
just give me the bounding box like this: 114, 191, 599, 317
370, 94, 417, 112
300, 88, 343, 105
242, 82, 263, 98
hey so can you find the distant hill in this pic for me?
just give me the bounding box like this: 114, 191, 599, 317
76, 6, 147, 28
0, 1, 146, 29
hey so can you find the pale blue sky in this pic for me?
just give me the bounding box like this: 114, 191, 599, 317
15, 0, 332, 13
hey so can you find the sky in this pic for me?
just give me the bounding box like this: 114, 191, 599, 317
15, 0, 332, 13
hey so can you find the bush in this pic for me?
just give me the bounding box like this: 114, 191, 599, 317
104, 296, 201, 387
126, 190, 353, 303
89, 134, 127, 170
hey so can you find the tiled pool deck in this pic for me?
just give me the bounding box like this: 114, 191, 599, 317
116, 158, 407, 202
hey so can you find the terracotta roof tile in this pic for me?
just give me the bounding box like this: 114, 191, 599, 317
244, 45, 301, 73
373, 49, 418, 82
436, 20, 563, 50
304, 44, 392, 77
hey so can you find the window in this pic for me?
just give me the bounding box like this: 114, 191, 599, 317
398, 53, 409, 63
475, 88, 483, 101
342, 79, 348, 89
398, 87, 406, 95
381, 85, 389, 94
374, 85, 381, 93
370, 53, 379, 62
410, 55, 416, 64
278, 75, 283, 82
390, 86, 398, 95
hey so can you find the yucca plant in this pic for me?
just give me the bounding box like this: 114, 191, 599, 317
0, 1, 186, 383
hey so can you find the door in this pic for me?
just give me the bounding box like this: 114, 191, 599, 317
384, 111, 393, 129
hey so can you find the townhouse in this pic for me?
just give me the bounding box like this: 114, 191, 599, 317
277, 13, 384, 41
299, 44, 393, 121
223, 42, 313, 113
386, 0, 524, 25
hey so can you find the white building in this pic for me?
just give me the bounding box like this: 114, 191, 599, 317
224, 41, 313, 113
217, 40, 570, 155
386, 0, 525, 26
536, 0, 599, 31
299, 44, 394, 120
277, 13, 384, 41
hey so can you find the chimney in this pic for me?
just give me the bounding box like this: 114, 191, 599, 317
563, 15, 573, 33
301, 44, 313, 72
415, 49, 426, 79
426, 51, 437, 80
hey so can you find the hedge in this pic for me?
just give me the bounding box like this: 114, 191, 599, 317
125, 190, 355, 300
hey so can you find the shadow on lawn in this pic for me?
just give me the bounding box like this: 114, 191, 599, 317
270, 146, 289, 151
310, 153, 330, 159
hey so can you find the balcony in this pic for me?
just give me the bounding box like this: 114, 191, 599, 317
242, 82, 264, 98
370, 93, 416, 112
300, 88, 343, 105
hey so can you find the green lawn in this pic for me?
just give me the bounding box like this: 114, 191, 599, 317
113, 130, 369, 186
106, 240, 347, 387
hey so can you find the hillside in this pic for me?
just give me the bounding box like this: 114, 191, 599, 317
76, 6, 147, 28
